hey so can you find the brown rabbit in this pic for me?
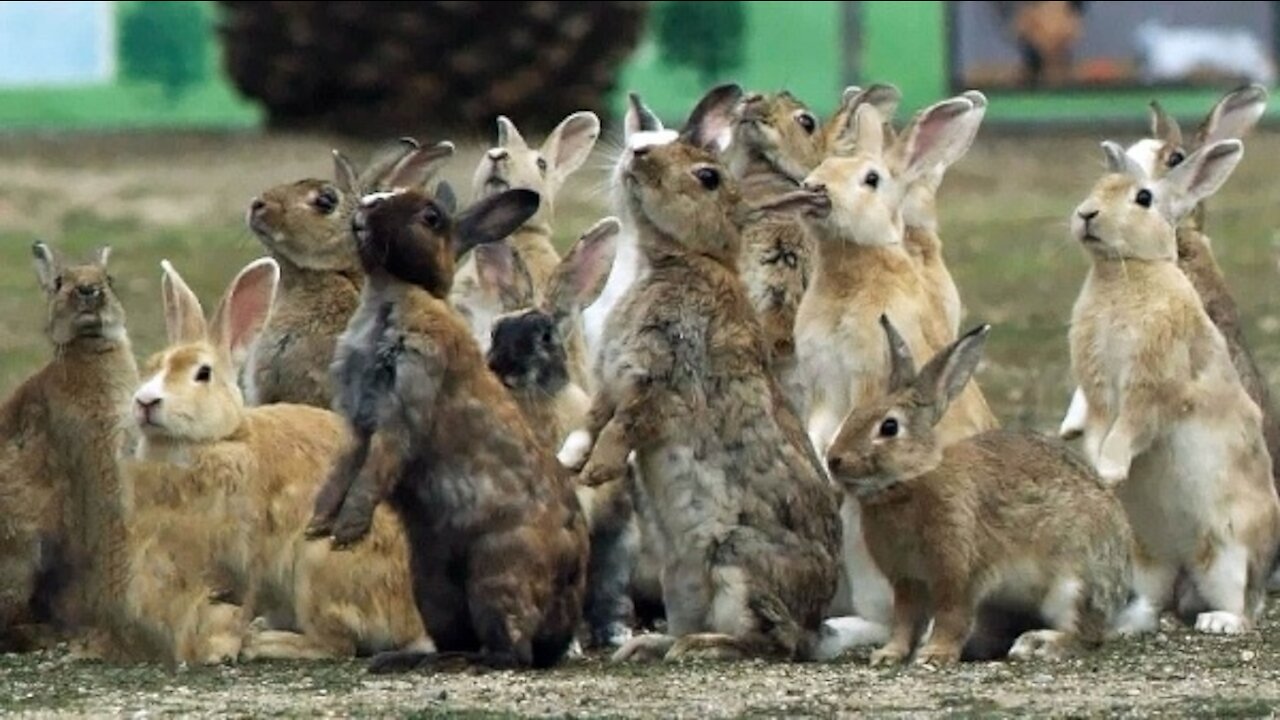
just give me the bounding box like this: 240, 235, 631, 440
563, 104, 841, 663
0, 242, 137, 652
246, 139, 456, 408
1068, 140, 1279, 635
825, 318, 1132, 665
452, 112, 600, 362
1061, 86, 1280, 492
128, 258, 425, 662
307, 185, 589, 672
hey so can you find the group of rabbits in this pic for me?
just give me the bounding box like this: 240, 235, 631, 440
1, 79, 1278, 674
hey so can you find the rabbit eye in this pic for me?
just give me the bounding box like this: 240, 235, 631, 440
1135, 189, 1153, 208
195, 365, 212, 383
1166, 150, 1185, 168
694, 167, 720, 191
542, 327, 555, 345
421, 207, 444, 230
796, 112, 817, 134
536, 157, 548, 175
878, 417, 899, 438
54, 275, 64, 292
864, 170, 880, 190
313, 188, 339, 215
782, 251, 798, 269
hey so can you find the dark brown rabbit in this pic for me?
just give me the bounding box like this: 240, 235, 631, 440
306, 185, 589, 672
564, 96, 841, 663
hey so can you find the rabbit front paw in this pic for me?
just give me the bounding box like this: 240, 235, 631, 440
558, 430, 594, 470
869, 643, 910, 667
913, 643, 960, 667
330, 503, 374, 549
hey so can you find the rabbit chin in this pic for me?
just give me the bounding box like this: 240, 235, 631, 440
839, 472, 905, 500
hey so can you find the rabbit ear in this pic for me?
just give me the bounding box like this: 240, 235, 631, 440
679, 83, 743, 152
545, 216, 619, 317
1100, 141, 1146, 179
1195, 84, 1267, 148
913, 323, 991, 419
383, 141, 456, 191
95, 246, 112, 268
1156, 139, 1244, 222
32, 241, 60, 293
454, 189, 541, 259
497, 116, 529, 150
208, 258, 279, 368
475, 242, 534, 309
160, 260, 208, 346
333, 149, 360, 193
889, 97, 975, 182
435, 181, 458, 215
625, 92, 664, 137
879, 314, 917, 393
1148, 101, 1183, 147
834, 103, 887, 157
542, 111, 600, 179
358, 137, 421, 190
830, 84, 900, 155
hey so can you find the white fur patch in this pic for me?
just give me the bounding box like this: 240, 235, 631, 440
626, 129, 679, 151
360, 190, 403, 207
1040, 576, 1083, 631
1059, 387, 1089, 440
811, 616, 891, 660
1195, 610, 1247, 634
133, 374, 166, 410
1125, 139, 1164, 178
557, 429, 594, 468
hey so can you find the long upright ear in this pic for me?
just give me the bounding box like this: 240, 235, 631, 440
913, 323, 991, 416
32, 241, 60, 293
474, 242, 535, 309
679, 83, 743, 152
453, 189, 542, 259
545, 216, 619, 317
497, 116, 529, 150
542, 111, 600, 179
1157, 139, 1244, 221
834, 102, 887, 157
435, 181, 458, 214
1101, 140, 1146, 179
830, 84, 901, 154
333, 149, 360, 194
880, 314, 917, 393
1148, 101, 1183, 147
95, 246, 112, 268
160, 260, 208, 345
357, 137, 421, 190
1196, 84, 1268, 147
625, 92, 664, 137
383, 141, 456, 191
888, 97, 975, 182
208, 258, 280, 367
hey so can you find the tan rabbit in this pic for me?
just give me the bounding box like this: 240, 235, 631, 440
452, 112, 600, 361
562, 105, 841, 663
306, 186, 589, 672
1068, 139, 1280, 635
129, 258, 425, 662
1060, 86, 1280, 493
823, 318, 1132, 665
0, 242, 137, 652
246, 139, 456, 408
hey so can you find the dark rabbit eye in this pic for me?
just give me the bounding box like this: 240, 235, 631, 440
864, 170, 880, 190
421, 207, 444, 230
694, 167, 720, 191
781, 251, 798, 269
878, 417, 899, 438
195, 365, 212, 383
1166, 150, 1185, 168
542, 327, 555, 345
313, 188, 339, 215
796, 112, 817, 134
1135, 189, 1153, 208
536, 157, 548, 174
54, 275, 64, 291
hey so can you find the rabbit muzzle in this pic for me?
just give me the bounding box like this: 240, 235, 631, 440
1073, 208, 1102, 244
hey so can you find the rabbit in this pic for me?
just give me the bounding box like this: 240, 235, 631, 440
246, 139, 456, 408
306, 184, 589, 672
484, 217, 647, 649
1060, 86, 1280, 498
0, 242, 138, 653
451, 112, 600, 363
562, 103, 841, 663
822, 317, 1132, 665
1068, 139, 1280, 636
128, 258, 426, 662
760, 99, 998, 642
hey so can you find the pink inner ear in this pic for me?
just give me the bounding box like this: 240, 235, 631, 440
902, 102, 970, 173
218, 263, 276, 357
568, 228, 617, 304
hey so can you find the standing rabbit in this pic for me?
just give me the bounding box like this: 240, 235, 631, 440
563, 109, 841, 663
1068, 140, 1280, 635
307, 185, 589, 672
127, 258, 426, 662
0, 242, 137, 652
451, 112, 600, 362
825, 317, 1132, 665
246, 139, 455, 408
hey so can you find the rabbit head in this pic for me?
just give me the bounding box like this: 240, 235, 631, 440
826, 316, 991, 498
472, 112, 600, 228
1071, 140, 1244, 262
755, 97, 978, 247
486, 217, 618, 392
728, 90, 828, 182
1127, 85, 1267, 180
248, 140, 455, 274
33, 241, 124, 346
133, 258, 280, 443
352, 187, 541, 298
624, 142, 744, 264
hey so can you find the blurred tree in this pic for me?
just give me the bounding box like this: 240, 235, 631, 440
217, 2, 650, 136
119, 1, 211, 102
655, 0, 745, 86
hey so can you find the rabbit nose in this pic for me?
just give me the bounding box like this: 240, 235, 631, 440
1078, 209, 1099, 222
827, 456, 843, 474
136, 396, 160, 411
804, 182, 826, 195
77, 284, 101, 300
250, 197, 266, 214
742, 92, 764, 105
487, 148, 508, 161
631, 145, 650, 158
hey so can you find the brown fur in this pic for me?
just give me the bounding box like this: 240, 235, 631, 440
0, 244, 136, 652
309, 186, 588, 671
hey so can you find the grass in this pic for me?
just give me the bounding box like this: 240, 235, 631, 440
1, 130, 1280, 716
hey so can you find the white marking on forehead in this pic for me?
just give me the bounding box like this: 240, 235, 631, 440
1125, 139, 1164, 178
361, 190, 404, 207
627, 129, 679, 151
